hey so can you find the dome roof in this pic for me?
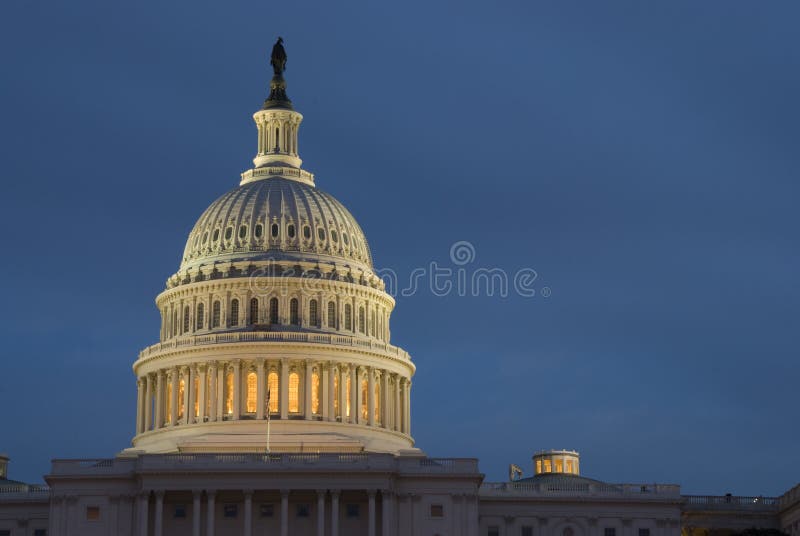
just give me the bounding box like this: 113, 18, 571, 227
180, 177, 373, 272
513, 473, 621, 492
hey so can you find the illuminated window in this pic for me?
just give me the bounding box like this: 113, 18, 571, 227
212, 301, 221, 328
249, 298, 259, 325
183, 306, 190, 332
535, 460, 542, 474
311, 371, 320, 414
86, 506, 100, 521
358, 307, 365, 333
194, 377, 200, 418
225, 371, 233, 415
361, 378, 368, 419
345, 376, 351, 418
290, 298, 299, 325
269, 298, 279, 324
246, 372, 257, 413
178, 378, 185, 419
555, 459, 563, 473
196, 303, 204, 330
543, 459, 552, 473
230, 299, 239, 326
566, 459, 573, 474
327, 301, 336, 328
309, 299, 318, 327
288, 372, 300, 413
165, 380, 172, 424
345, 304, 352, 330
268, 371, 279, 413
374, 380, 381, 422
333, 372, 340, 417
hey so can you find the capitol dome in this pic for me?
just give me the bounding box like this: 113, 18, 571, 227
180, 176, 373, 273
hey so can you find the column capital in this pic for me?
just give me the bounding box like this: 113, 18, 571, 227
367, 489, 377, 498
192, 490, 203, 499
206, 490, 216, 499
330, 489, 341, 498
243, 489, 254, 497
154, 489, 166, 499
316, 489, 327, 497
280, 489, 290, 498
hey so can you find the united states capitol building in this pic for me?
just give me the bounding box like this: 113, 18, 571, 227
1, 42, 799, 536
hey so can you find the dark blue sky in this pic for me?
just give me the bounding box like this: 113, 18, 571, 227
1, 1, 798, 495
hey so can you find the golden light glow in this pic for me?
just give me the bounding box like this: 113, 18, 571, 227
194, 377, 200, 418
543, 459, 552, 473
311, 372, 320, 414
246, 372, 257, 413
555, 459, 563, 473
536, 460, 542, 474
374, 380, 381, 422
268, 371, 278, 413
225, 371, 233, 415
288, 372, 300, 413
566, 459, 573, 474
205, 373, 211, 416
361, 379, 368, 420
346, 376, 351, 417
334, 372, 340, 417
165, 381, 172, 424
178, 378, 185, 419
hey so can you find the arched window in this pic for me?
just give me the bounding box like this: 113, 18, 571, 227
309, 299, 319, 327
311, 370, 320, 415
287, 224, 295, 238
225, 370, 234, 415
183, 306, 190, 333
327, 301, 336, 328
196, 303, 204, 330
254, 224, 263, 238
303, 225, 311, 240
333, 371, 340, 417
290, 298, 299, 325
249, 298, 259, 325
288, 372, 300, 413
374, 379, 381, 422
271, 223, 279, 238
246, 372, 257, 413
178, 377, 186, 419
165, 378, 173, 424
194, 376, 200, 418
269, 297, 279, 324
361, 378, 368, 420
345, 376, 351, 418
239, 225, 247, 239
225, 227, 232, 240
230, 299, 239, 326
268, 371, 279, 413
358, 307, 365, 333
345, 304, 352, 331
212, 301, 221, 328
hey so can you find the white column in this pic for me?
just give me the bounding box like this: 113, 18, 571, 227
317, 490, 326, 536
380, 372, 389, 428
155, 371, 165, 428
368, 490, 376, 536
206, 491, 216, 536
393, 376, 401, 432
305, 361, 313, 419
339, 367, 347, 422
330, 490, 340, 536
197, 365, 207, 423
182, 367, 191, 424
280, 359, 289, 420
169, 368, 179, 426
350, 366, 358, 424
216, 364, 225, 420
256, 359, 266, 420
154, 490, 164, 536
367, 368, 376, 427
326, 362, 335, 421
139, 492, 149, 536
280, 490, 289, 536
145, 375, 154, 431
192, 491, 201, 536
208, 363, 217, 422
243, 490, 253, 536
233, 360, 242, 420
187, 366, 195, 424
381, 491, 393, 536
136, 378, 144, 434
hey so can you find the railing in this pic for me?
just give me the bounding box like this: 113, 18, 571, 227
683, 495, 779, 511
480, 481, 681, 499
781, 482, 800, 508
0, 483, 49, 496
138, 331, 411, 362
50, 458, 136, 476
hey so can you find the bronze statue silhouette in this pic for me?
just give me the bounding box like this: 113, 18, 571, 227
270, 37, 287, 76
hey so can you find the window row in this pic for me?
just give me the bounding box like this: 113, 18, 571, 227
162, 297, 389, 341
190, 222, 365, 255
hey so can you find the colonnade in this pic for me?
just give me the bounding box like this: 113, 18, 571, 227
136, 359, 411, 437
136, 488, 393, 536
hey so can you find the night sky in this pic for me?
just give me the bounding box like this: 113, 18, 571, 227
1, 1, 798, 495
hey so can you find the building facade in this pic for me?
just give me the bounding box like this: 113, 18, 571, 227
1, 44, 798, 536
